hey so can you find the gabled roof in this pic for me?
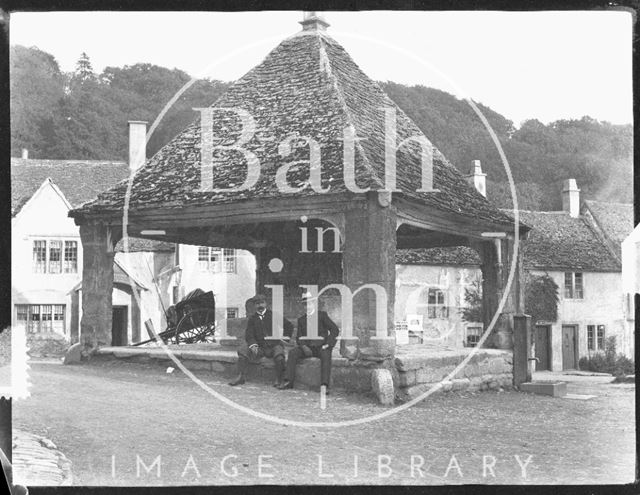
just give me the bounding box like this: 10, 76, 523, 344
582, 200, 634, 259
517, 210, 620, 272
71, 28, 514, 229
11, 157, 129, 216
12, 157, 173, 253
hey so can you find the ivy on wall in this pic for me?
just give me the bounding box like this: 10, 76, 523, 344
525, 273, 559, 324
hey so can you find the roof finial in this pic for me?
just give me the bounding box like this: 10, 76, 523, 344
300, 11, 330, 32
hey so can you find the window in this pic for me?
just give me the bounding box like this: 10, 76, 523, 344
426, 288, 448, 319
64, 241, 78, 273
33, 240, 47, 273
17, 304, 66, 334
32, 239, 78, 274
465, 326, 483, 347
223, 248, 236, 273
226, 308, 239, 319
198, 247, 235, 273
564, 272, 584, 299
49, 241, 62, 273
587, 324, 606, 351
597, 325, 605, 350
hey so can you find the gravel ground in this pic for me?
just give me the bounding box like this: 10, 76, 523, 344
13, 359, 636, 486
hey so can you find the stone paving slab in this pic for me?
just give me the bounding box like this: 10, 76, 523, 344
12, 430, 72, 486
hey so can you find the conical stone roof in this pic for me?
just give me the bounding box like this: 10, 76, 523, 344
71, 26, 514, 228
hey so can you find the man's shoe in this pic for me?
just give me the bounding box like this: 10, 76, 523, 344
228, 376, 245, 386
277, 381, 294, 390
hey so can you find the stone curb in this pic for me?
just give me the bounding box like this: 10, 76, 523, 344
13, 430, 72, 486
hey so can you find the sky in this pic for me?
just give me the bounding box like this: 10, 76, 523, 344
9, 10, 633, 127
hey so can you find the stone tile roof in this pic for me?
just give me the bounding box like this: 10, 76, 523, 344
396, 208, 623, 272
11, 157, 129, 216
396, 247, 480, 266
70, 30, 514, 229
114, 237, 175, 253
583, 200, 634, 259
517, 210, 620, 272
11, 157, 172, 253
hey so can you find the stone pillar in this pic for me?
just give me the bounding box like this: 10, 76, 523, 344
79, 223, 117, 350
473, 236, 523, 350
342, 194, 397, 360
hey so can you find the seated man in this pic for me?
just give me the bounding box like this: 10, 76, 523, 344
278, 291, 339, 393
228, 294, 293, 387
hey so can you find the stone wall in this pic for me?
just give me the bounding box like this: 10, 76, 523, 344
394, 348, 513, 401
27, 333, 69, 358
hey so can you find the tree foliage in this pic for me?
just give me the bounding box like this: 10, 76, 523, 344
460, 276, 483, 323
524, 273, 559, 324
10, 46, 633, 209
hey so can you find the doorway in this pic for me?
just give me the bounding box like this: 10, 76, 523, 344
561, 325, 578, 370
112, 306, 128, 346
534, 325, 551, 371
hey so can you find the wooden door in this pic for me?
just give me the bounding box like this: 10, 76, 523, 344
561, 325, 578, 370
534, 325, 551, 371
112, 306, 128, 346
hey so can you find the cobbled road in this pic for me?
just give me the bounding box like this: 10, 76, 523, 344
13, 359, 636, 486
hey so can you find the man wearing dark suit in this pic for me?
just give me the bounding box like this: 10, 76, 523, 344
278, 292, 339, 393
228, 294, 293, 387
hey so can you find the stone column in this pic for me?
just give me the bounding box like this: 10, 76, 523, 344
342, 194, 397, 360
79, 223, 117, 350
473, 237, 523, 350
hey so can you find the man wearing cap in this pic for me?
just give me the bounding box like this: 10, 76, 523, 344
228, 294, 293, 387
278, 291, 339, 393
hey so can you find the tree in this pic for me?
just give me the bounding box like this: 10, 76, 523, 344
460, 276, 483, 323
524, 273, 559, 324
74, 52, 95, 83
10, 45, 66, 157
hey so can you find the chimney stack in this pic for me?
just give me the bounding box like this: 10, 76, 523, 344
21, 148, 28, 160
562, 178, 580, 218
128, 121, 148, 171
465, 160, 487, 198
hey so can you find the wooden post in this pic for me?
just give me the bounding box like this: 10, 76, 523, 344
513, 314, 532, 387
342, 194, 397, 359
79, 223, 117, 350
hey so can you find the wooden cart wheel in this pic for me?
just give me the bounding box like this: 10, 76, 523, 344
175, 308, 216, 344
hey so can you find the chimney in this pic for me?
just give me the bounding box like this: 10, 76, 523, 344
562, 178, 580, 218
128, 121, 148, 171
299, 11, 330, 32
21, 148, 28, 160
465, 160, 487, 198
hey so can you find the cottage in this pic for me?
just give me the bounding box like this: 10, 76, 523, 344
394, 170, 634, 371
11, 137, 255, 352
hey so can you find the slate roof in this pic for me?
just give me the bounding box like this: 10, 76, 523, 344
11, 157, 129, 216
583, 200, 634, 259
517, 210, 620, 272
70, 28, 515, 229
